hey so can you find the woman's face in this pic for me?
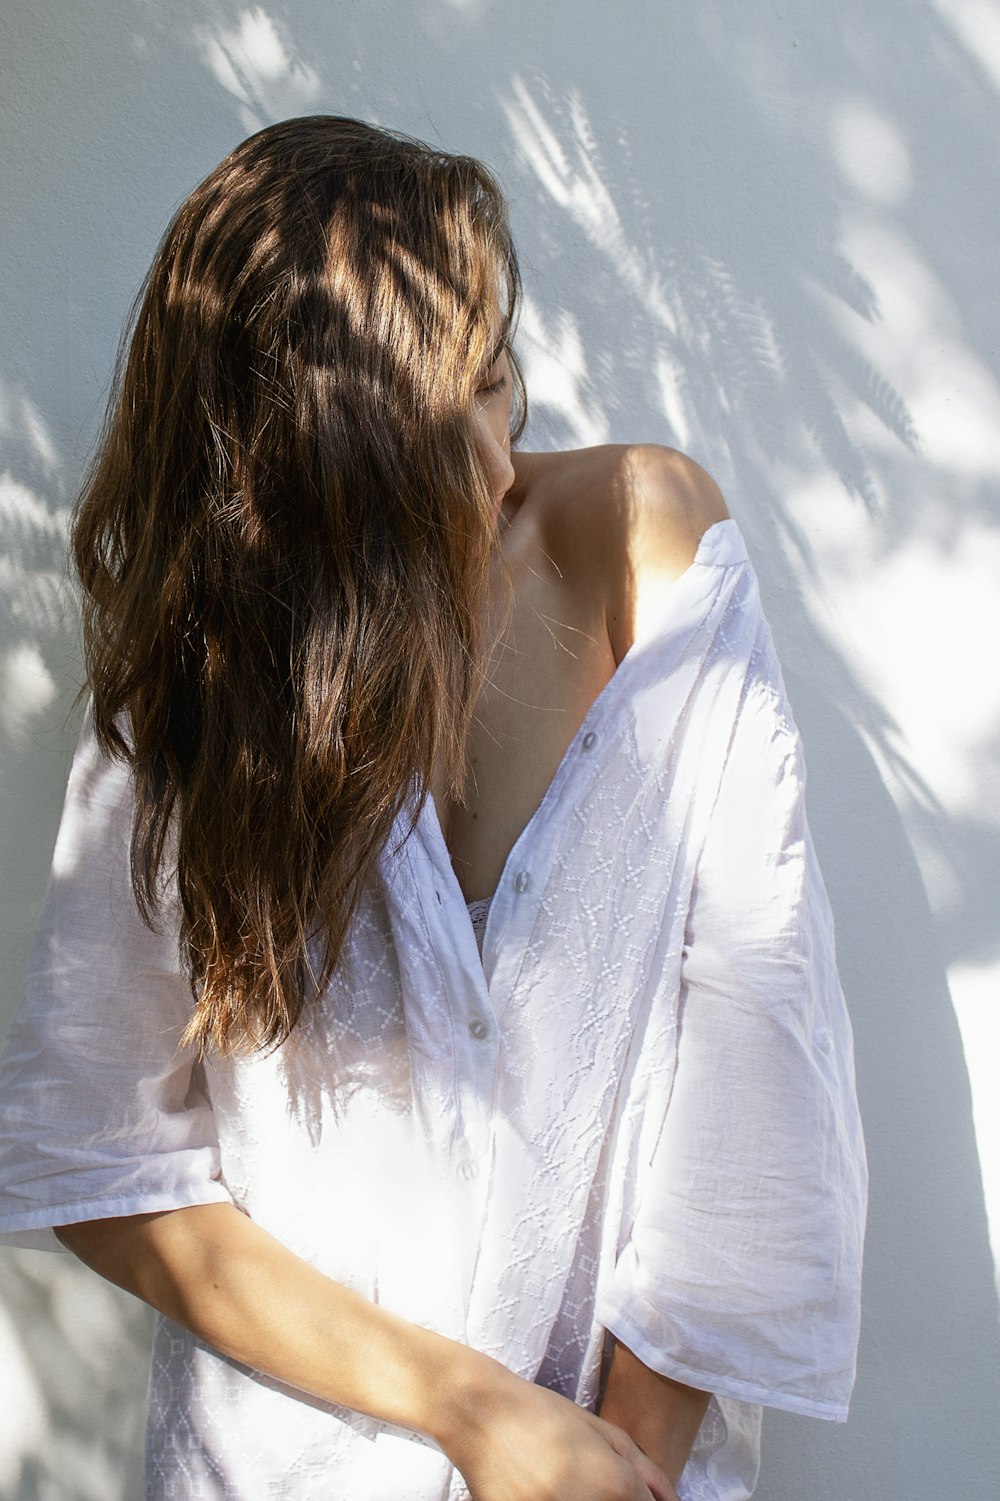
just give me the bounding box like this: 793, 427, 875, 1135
473, 335, 516, 511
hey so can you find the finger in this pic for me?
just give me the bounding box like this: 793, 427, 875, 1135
630, 1449, 679, 1501
621, 1438, 678, 1501
600, 1423, 678, 1501
627, 1469, 676, 1501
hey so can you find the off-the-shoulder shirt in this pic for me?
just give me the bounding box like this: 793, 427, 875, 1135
0, 520, 868, 1501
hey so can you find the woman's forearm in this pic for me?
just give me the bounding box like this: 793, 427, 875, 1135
598, 1337, 712, 1485
56, 1205, 682, 1500
54, 1202, 493, 1448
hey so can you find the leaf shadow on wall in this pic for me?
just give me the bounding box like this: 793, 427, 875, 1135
484, 20, 1000, 1496
2, 2, 999, 1498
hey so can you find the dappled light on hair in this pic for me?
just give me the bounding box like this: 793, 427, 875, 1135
71, 114, 527, 1056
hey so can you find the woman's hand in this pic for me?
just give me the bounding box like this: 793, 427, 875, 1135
440, 1358, 680, 1501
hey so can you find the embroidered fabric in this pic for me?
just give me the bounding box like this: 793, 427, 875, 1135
0, 520, 867, 1501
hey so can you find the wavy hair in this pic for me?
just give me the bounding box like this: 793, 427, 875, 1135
71, 115, 526, 1055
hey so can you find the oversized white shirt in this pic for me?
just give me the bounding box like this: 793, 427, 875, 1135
0, 520, 867, 1501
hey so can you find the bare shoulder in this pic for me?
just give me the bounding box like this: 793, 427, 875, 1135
515, 442, 728, 546
513, 443, 730, 663
618, 443, 729, 567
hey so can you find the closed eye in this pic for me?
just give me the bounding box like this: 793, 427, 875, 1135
478, 373, 509, 396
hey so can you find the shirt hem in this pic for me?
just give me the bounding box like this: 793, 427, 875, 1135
0, 1183, 233, 1251
598, 1296, 852, 1423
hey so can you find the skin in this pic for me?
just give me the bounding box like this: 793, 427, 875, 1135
57, 342, 728, 1500
450, 346, 729, 915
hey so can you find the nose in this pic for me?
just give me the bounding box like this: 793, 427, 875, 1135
476, 418, 514, 501
490, 433, 516, 500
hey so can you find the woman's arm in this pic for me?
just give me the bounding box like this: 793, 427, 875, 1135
599, 1338, 712, 1486
56, 1204, 679, 1501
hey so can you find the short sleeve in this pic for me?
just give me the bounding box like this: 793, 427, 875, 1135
0, 712, 232, 1251
596, 627, 868, 1420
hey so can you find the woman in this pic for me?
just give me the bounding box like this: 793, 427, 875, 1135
0, 116, 867, 1500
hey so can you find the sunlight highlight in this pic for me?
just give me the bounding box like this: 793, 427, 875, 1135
0, 1297, 48, 1493
831, 219, 1000, 472
950, 961, 1000, 1298
0, 387, 63, 479
503, 79, 678, 336
517, 294, 610, 446
832, 101, 911, 205
0, 471, 70, 633
656, 352, 691, 451
195, 7, 321, 131
823, 526, 1000, 823
0, 645, 57, 746
934, 0, 1000, 91
0, 470, 70, 745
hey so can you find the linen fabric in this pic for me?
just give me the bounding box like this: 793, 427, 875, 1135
0, 519, 867, 1501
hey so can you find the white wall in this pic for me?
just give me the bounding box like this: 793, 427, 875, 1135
2, 2, 998, 1496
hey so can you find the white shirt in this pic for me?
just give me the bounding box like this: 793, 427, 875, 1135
0, 519, 867, 1501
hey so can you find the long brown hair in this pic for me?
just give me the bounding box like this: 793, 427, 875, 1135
71, 115, 526, 1055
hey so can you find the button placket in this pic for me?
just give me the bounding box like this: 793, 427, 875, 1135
484, 714, 605, 1007
405, 819, 502, 1186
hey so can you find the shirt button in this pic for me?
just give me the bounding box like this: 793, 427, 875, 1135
513, 869, 532, 893
468, 1018, 490, 1041
582, 730, 598, 751
815, 1027, 833, 1056
456, 1159, 479, 1182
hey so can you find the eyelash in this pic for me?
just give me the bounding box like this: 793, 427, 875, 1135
478, 374, 508, 396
